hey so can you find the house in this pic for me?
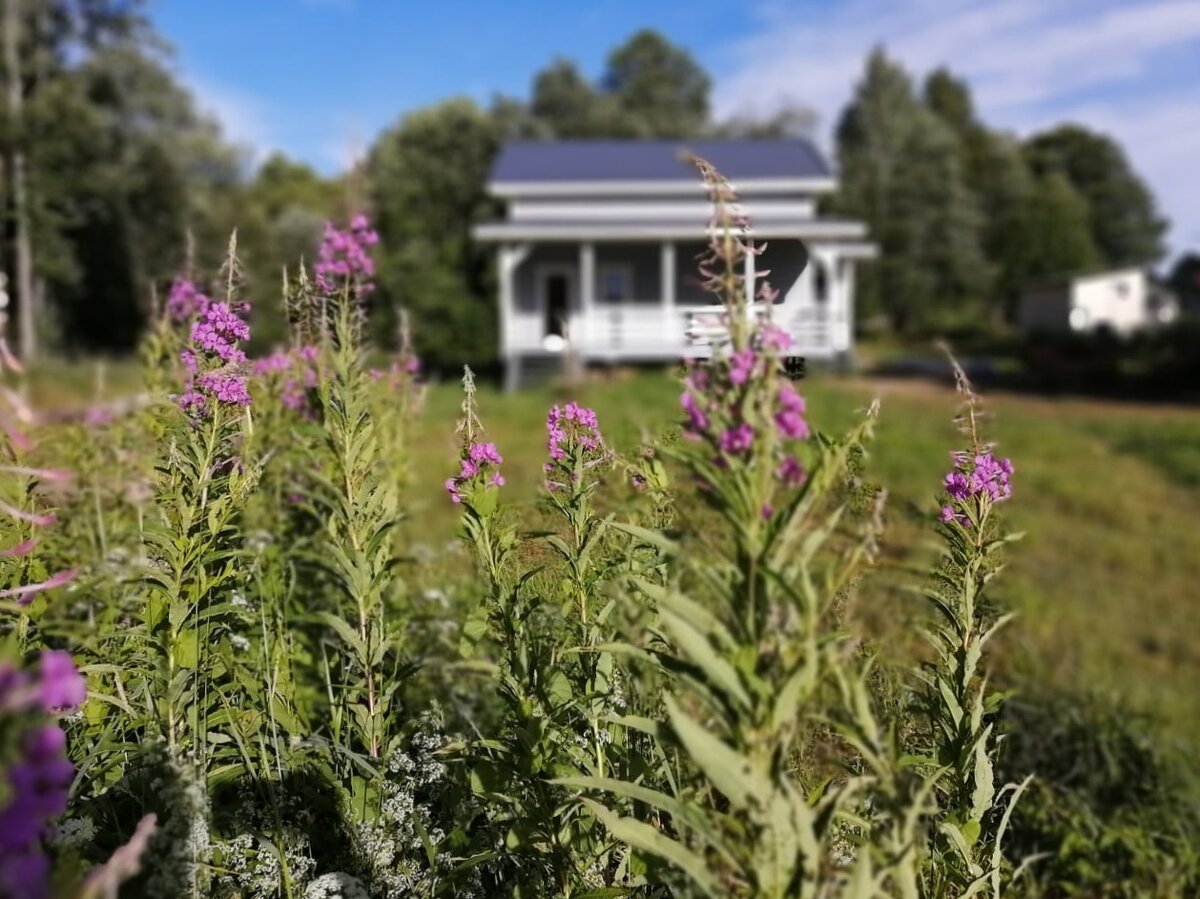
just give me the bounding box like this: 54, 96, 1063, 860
1017, 267, 1179, 337
472, 139, 876, 388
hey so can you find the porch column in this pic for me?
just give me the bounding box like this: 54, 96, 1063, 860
839, 255, 856, 353
499, 243, 530, 390
743, 242, 756, 306
579, 242, 595, 350
660, 241, 675, 339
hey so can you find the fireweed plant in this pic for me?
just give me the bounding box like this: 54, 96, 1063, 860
0, 175, 1042, 896
541, 159, 1025, 898
915, 358, 1029, 896
0, 326, 159, 899
451, 368, 674, 895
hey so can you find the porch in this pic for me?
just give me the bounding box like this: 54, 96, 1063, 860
496, 237, 871, 386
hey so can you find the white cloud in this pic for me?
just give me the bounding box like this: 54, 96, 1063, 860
716, 0, 1200, 258
185, 74, 280, 165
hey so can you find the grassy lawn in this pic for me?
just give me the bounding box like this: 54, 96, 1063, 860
406, 369, 1200, 750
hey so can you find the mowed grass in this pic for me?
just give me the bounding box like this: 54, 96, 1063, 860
406, 370, 1200, 749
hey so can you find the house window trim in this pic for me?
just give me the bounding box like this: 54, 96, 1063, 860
596, 263, 635, 305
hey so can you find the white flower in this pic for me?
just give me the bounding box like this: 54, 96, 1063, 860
53, 816, 96, 849
230, 634, 251, 652
304, 872, 370, 899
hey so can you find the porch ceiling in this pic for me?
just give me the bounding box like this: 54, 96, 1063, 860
473, 218, 869, 242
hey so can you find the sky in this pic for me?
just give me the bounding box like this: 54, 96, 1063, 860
152, 0, 1200, 261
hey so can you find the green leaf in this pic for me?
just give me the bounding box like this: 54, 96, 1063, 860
580, 799, 721, 899
971, 724, 995, 820
553, 775, 738, 867
658, 608, 751, 712
666, 696, 767, 811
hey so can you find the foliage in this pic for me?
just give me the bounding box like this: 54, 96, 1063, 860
1023, 125, 1167, 268
837, 50, 1168, 334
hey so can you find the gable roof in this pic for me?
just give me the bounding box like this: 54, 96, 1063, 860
491, 139, 833, 185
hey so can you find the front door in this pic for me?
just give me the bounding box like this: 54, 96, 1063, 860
543, 272, 570, 338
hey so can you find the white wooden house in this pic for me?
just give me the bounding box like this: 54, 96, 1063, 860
1018, 267, 1179, 336
472, 140, 876, 388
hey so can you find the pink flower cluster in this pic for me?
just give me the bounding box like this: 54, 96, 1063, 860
0, 652, 86, 715
165, 277, 211, 323
679, 322, 811, 518
939, 451, 1015, 525
445, 442, 505, 504
252, 345, 319, 415
315, 214, 380, 296
179, 301, 253, 417
681, 325, 810, 459
368, 349, 422, 389
0, 466, 76, 605
0, 651, 86, 898
544, 403, 608, 491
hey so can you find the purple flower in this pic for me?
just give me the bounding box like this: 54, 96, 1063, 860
0, 718, 75, 899
777, 455, 806, 487
719, 423, 754, 455
446, 441, 505, 504
939, 449, 1015, 525
758, 324, 792, 353
315, 214, 379, 296
165, 277, 211, 323
36, 652, 85, 714
728, 348, 757, 385
774, 382, 809, 440
179, 300, 252, 417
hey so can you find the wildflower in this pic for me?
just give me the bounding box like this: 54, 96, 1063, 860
165, 277, 211, 323
253, 344, 319, 416
446, 442, 505, 505
758, 323, 792, 353
315, 214, 379, 296
774, 381, 809, 440
178, 301, 252, 418
939, 449, 1014, 526
728, 348, 757, 385
190, 303, 250, 364
36, 652, 86, 713
719, 423, 754, 455
544, 403, 609, 492
777, 455, 806, 487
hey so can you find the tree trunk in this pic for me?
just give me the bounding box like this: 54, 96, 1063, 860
3, 0, 35, 363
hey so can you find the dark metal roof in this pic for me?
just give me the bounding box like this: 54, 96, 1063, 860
491, 139, 833, 183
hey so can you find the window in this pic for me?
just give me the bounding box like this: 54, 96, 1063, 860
598, 266, 632, 302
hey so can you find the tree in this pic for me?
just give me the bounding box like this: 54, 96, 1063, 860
923, 67, 975, 136
710, 101, 819, 140
1024, 124, 1167, 267
1167, 253, 1200, 314
366, 98, 502, 369
601, 29, 710, 138
1009, 171, 1100, 281
529, 60, 615, 138
836, 49, 989, 331
924, 68, 1036, 315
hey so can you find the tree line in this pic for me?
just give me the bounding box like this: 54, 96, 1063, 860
0, 0, 1178, 370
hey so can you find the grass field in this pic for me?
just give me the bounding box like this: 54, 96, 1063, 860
403, 369, 1200, 753
24, 356, 1200, 749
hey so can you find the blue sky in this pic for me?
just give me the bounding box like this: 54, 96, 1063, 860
153, 0, 1200, 259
